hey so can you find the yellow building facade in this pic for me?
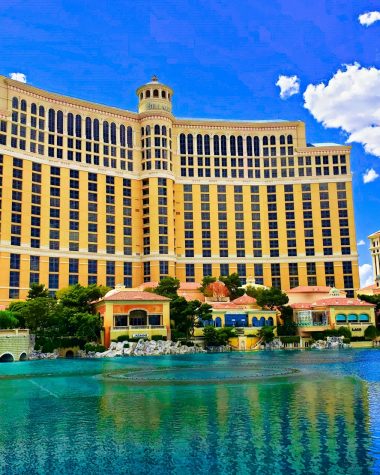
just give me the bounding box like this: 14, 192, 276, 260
0, 75, 359, 306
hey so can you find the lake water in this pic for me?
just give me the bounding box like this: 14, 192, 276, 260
0, 349, 380, 475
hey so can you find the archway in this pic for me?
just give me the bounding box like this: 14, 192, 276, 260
259, 317, 266, 327
267, 317, 274, 326
0, 353, 14, 363
215, 317, 222, 328
65, 350, 74, 359
19, 352, 27, 361
129, 309, 148, 326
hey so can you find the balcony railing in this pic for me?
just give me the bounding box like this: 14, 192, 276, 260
112, 325, 166, 330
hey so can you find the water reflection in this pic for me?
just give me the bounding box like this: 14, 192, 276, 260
0, 352, 377, 475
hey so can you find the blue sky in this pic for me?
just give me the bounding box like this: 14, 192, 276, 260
1, 0, 379, 285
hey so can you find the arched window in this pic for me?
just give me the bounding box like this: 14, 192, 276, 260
214, 135, 220, 155
204, 135, 210, 155
31, 103, 37, 115
253, 136, 260, 156
215, 317, 222, 328
127, 126, 133, 148
348, 314, 358, 322
146, 90, 151, 98
57, 111, 63, 134
162, 90, 166, 98
237, 136, 243, 156
267, 317, 274, 326
153, 89, 159, 97
48, 109, 55, 132
263, 136, 268, 146
12, 97, 19, 109
252, 317, 259, 327
336, 314, 346, 323
187, 134, 193, 154
140, 93, 143, 100
230, 136, 236, 156
93, 119, 99, 141
221, 135, 227, 155
162, 125, 167, 136
287, 135, 293, 144
85, 117, 92, 140
67, 113, 74, 136
110, 123, 117, 144
179, 133, 186, 154
280, 135, 285, 145
359, 313, 370, 322
197, 134, 203, 155
145, 125, 151, 135
154, 124, 160, 135
120, 125, 126, 147
259, 317, 266, 327
168, 93, 171, 101
75, 115, 82, 137
270, 135, 276, 145
39, 105, 45, 117
247, 137, 252, 156
103, 121, 109, 143
141, 127, 144, 136
20, 99, 27, 112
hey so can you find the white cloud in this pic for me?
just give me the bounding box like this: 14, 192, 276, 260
359, 11, 380, 26
304, 63, 380, 157
357, 239, 366, 246
9, 72, 27, 83
363, 168, 379, 183
276, 75, 300, 99
359, 263, 373, 288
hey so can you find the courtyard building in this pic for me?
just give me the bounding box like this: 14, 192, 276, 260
0, 75, 359, 306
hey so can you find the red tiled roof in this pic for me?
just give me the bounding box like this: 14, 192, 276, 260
287, 286, 332, 293
232, 294, 257, 305
211, 302, 240, 309
314, 297, 376, 307
358, 283, 377, 291
101, 290, 170, 302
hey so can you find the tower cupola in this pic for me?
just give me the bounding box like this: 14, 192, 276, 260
136, 76, 173, 114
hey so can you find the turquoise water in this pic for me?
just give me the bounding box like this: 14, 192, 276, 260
1, 350, 380, 475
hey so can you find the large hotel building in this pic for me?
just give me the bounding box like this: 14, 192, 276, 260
0, 75, 359, 306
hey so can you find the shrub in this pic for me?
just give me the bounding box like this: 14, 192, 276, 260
84, 343, 106, 353
279, 336, 300, 344
343, 338, 351, 344
171, 330, 186, 342
364, 325, 378, 340
0, 310, 19, 329
151, 335, 167, 341
336, 326, 352, 339
116, 334, 130, 342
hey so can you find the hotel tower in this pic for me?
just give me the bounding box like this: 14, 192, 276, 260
0, 75, 359, 306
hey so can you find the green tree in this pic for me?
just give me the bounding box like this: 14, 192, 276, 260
56, 284, 108, 313
257, 326, 275, 343
203, 326, 219, 346
27, 283, 49, 300
20, 297, 58, 337
7, 301, 28, 327
277, 305, 297, 336
154, 277, 180, 300
247, 287, 288, 310
0, 310, 19, 329
219, 273, 244, 300
364, 325, 378, 340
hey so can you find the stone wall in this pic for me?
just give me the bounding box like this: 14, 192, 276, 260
0, 330, 33, 362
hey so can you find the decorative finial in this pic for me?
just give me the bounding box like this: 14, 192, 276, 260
151, 75, 158, 82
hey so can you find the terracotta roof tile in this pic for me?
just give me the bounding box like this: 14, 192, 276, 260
101, 290, 170, 302
314, 297, 375, 307
287, 286, 332, 293
232, 294, 257, 304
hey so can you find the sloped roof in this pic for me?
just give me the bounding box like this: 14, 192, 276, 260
100, 290, 170, 302
314, 298, 375, 307
287, 286, 332, 293
290, 303, 313, 309
232, 294, 257, 305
